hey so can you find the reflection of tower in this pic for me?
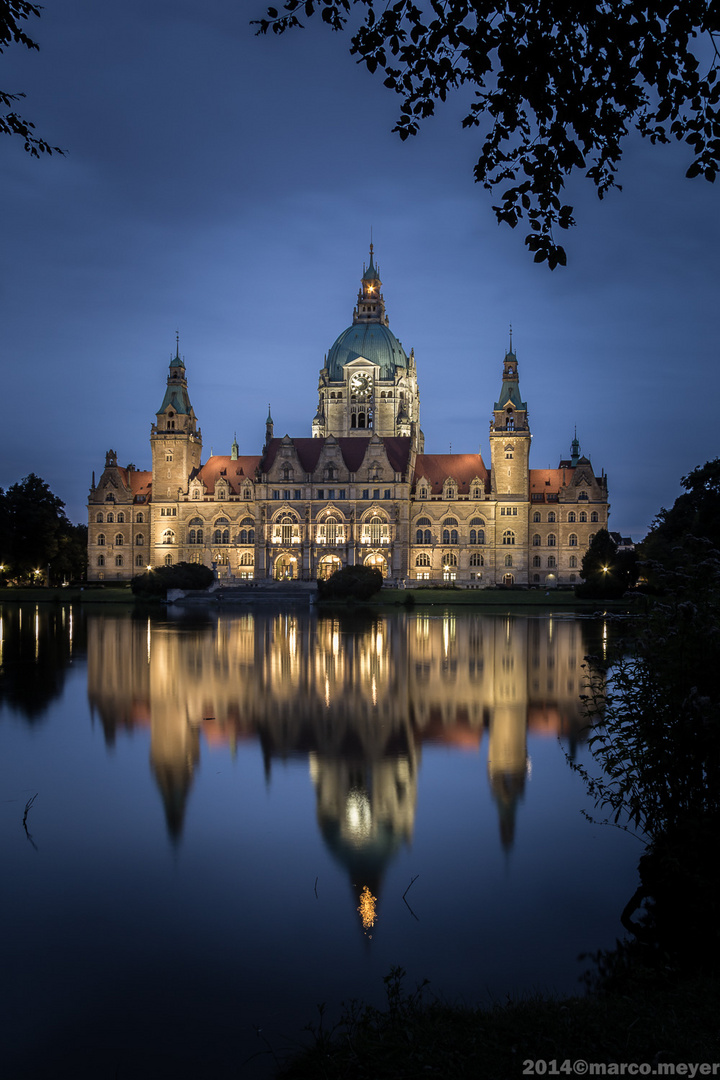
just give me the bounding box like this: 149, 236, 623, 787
150, 715, 200, 841
310, 751, 418, 931
486, 618, 528, 851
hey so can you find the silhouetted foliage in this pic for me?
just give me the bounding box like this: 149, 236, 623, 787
1, 3, 63, 156
0, 474, 86, 584
640, 458, 720, 589
255, 1, 720, 268
317, 564, 383, 600
131, 561, 215, 598
576, 528, 637, 599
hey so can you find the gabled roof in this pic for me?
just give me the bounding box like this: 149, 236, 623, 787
262, 436, 413, 477
114, 468, 152, 500
413, 454, 489, 494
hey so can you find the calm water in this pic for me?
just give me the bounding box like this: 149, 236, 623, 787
0, 602, 639, 1079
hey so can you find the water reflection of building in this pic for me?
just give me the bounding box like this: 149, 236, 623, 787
86, 611, 600, 871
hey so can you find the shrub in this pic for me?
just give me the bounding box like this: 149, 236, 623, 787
317, 565, 383, 601
131, 561, 214, 598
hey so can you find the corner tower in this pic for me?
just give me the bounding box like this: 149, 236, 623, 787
314, 247, 423, 451
489, 338, 531, 498
150, 338, 202, 501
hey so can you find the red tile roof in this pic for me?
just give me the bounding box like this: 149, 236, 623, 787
195, 456, 262, 493
118, 469, 152, 499
529, 469, 564, 494
413, 453, 489, 493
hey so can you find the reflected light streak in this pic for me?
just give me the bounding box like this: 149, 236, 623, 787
0, 616, 3, 665
357, 885, 377, 935
147, 619, 152, 664
325, 675, 330, 708
35, 606, 39, 660
371, 675, 377, 706
68, 608, 73, 655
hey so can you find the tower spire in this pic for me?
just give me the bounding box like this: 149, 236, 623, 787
354, 244, 387, 326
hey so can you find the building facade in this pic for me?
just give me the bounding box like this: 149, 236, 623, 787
87, 248, 609, 587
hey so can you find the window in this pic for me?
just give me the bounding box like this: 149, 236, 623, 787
470, 552, 483, 567
272, 490, 280, 500
362, 489, 369, 500
190, 551, 201, 564
591, 511, 599, 522
547, 533, 556, 547
532, 511, 541, 523
589, 533, 596, 544
96, 512, 103, 523
135, 554, 143, 567
548, 511, 556, 523
384, 489, 391, 499
213, 518, 230, 544
243, 488, 251, 499
532, 534, 541, 546
471, 486, 482, 499
97, 534, 105, 546
135, 534, 144, 546
533, 574, 540, 583
166, 453, 173, 462
578, 490, 588, 501
579, 511, 588, 523
418, 486, 428, 499
502, 530, 515, 545
373, 489, 380, 500
105, 494, 115, 503
136, 512, 144, 523
442, 528, 458, 544
115, 533, 123, 546
469, 528, 485, 545
416, 517, 431, 527
504, 554, 513, 567
165, 554, 173, 566
569, 555, 577, 568
370, 515, 384, 544
97, 554, 105, 567
532, 555, 541, 567
568, 512, 576, 523
547, 555, 556, 568
416, 553, 430, 567
192, 489, 201, 500
115, 555, 123, 567
442, 553, 457, 567
569, 533, 578, 547
240, 552, 254, 566
162, 529, 174, 545
106, 512, 114, 523
117, 512, 125, 523
338, 489, 346, 500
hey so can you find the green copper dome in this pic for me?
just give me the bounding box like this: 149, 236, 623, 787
327, 323, 408, 381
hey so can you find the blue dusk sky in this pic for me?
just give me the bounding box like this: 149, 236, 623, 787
2, 0, 718, 538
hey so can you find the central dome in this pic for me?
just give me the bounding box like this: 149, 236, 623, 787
327, 323, 408, 382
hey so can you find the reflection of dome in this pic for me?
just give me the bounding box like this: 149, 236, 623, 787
327, 323, 408, 381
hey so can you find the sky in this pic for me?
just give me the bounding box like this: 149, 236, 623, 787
2, 0, 719, 539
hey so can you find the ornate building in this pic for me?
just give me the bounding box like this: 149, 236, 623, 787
87, 248, 609, 586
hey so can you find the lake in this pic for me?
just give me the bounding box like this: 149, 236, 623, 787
0, 602, 640, 1079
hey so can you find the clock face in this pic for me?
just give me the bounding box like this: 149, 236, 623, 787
350, 372, 372, 398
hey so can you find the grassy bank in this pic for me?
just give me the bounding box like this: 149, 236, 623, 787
0, 586, 133, 604
374, 587, 636, 611
277, 968, 720, 1078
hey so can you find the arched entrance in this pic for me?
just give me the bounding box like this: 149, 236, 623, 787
503, 573, 515, 586
364, 553, 387, 577
317, 554, 342, 580
275, 553, 298, 580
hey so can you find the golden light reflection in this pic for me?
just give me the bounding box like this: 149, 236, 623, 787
147, 618, 152, 664
371, 675, 377, 706
357, 885, 377, 934
35, 606, 39, 660
602, 620, 608, 659
325, 675, 330, 708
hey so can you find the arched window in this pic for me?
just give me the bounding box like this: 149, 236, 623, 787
213, 517, 230, 544
106, 512, 114, 523
578, 490, 589, 501
370, 515, 383, 544
416, 517, 431, 527
97, 554, 105, 567
115, 555, 123, 567
443, 517, 459, 528
416, 553, 431, 567
506, 410, 514, 430
569, 533, 578, 547
579, 511, 588, 523
136, 512, 144, 523
115, 533, 123, 546
569, 555, 577, 568
591, 511, 599, 522
568, 511, 576, 523
548, 511, 556, 523
240, 552, 254, 566
96, 512, 103, 523
547, 533, 556, 547
532, 511, 541, 523
416, 529, 425, 544
162, 529, 174, 545
502, 529, 515, 545
532, 555, 541, 567
117, 512, 125, 523
240, 517, 254, 527
532, 533, 541, 546
165, 554, 173, 566
97, 534, 105, 547
504, 554, 513, 567
442, 553, 457, 567
470, 552, 483, 567
105, 494, 115, 503
442, 528, 459, 544
135, 554, 144, 567
547, 555, 556, 568
589, 533, 596, 545
469, 528, 485, 545
135, 534, 144, 546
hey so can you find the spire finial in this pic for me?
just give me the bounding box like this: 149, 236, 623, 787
509, 323, 513, 351
175, 330, 180, 359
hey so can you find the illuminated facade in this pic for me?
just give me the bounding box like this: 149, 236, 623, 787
87, 248, 609, 585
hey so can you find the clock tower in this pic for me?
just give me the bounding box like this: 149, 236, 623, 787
313, 248, 423, 450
